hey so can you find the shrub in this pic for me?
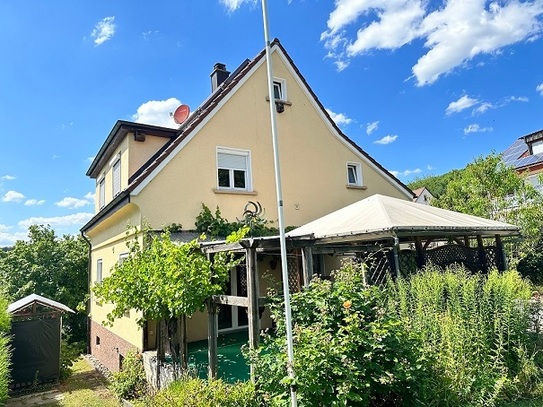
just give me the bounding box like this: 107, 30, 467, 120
59, 340, 85, 379
110, 350, 148, 400
142, 376, 257, 407
389, 266, 539, 405
250, 261, 427, 406
517, 247, 543, 286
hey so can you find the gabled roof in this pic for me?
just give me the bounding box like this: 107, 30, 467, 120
502, 129, 543, 171
82, 39, 413, 233
8, 294, 74, 315
286, 194, 519, 243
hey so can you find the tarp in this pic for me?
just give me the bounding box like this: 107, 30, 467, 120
10, 317, 61, 387
287, 194, 520, 243
8, 293, 74, 315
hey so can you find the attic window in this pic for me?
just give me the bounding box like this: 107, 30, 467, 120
112, 155, 121, 197
98, 175, 105, 209
347, 162, 362, 186
273, 78, 286, 101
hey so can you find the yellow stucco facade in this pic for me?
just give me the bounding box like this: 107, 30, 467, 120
83, 42, 412, 359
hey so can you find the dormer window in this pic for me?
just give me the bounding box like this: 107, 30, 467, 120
531, 140, 543, 155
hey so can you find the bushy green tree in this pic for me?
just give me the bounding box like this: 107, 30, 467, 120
432, 153, 543, 257
250, 262, 427, 406
408, 170, 462, 198
0, 225, 88, 343
0, 297, 11, 404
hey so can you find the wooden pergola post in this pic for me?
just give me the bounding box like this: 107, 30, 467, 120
495, 234, 508, 271
207, 302, 218, 379
414, 236, 425, 270
477, 235, 488, 273
246, 246, 260, 380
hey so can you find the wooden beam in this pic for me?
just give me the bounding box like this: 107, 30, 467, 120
211, 295, 249, 307
495, 234, 507, 271
414, 236, 424, 269
477, 235, 487, 273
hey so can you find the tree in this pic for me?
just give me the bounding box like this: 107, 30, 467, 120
93, 227, 245, 369
432, 153, 543, 257
408, 169, 463, 198
0, 225, 89, 343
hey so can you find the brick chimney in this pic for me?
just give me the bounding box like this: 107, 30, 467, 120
210, 63, 230, 92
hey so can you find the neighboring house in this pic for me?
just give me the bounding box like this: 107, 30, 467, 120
81, 39, 414, 373
412, 187, 434, 205
502, 128, 543, 193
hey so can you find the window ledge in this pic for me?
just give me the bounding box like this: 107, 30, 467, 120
346, 185, 368, 190
265, 96, 293, 106
213, 189, 258, 196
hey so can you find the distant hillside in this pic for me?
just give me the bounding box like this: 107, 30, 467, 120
407, 169, 463, 199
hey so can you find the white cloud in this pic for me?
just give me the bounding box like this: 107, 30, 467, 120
0, 227, 27, 247
1, 175, 15, 181
87, 156, 95, 163
506, 96, 529, 103
85, 192, 95, 201
321, 0, 543, 85
464, 124, 493, 135
374, 135, 398, 145
326, 108, 353, 126
132, 98, 182, 128
91, 16, 116, 46
24, 199, 45, 206
474, 102, 494, 115
446, 95, 479, 115
537, 83, 543, 95
2, 190, 24, 203
56, 197, 91, 209
390, 168, 422, 178
18, 213, 94, 230
366, 121, 379, 135
220, 0, 256, 12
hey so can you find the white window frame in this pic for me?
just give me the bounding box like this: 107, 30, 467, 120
118, 252, 129, 263
532, 140, 543, 155
112, 153, 121, 197
273, 77, 287, 101
98, 174, 105, 209
346, 162, 363, 186
216, 147, 252, 191
96, 259, 103, 283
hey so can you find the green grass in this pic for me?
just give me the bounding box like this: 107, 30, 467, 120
53, 357, 120, 407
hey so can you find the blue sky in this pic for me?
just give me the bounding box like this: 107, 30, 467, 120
1, 0, 542, 246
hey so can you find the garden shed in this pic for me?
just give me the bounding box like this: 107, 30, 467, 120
199, 194, 521, 378
8, 294, 74, 388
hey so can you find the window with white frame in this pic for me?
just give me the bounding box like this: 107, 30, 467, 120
217, 148, 251, 191
96, 259, 103, 283
118, 253, 129, 264
112, 154, 121, 197
532, 140, 543, 155
98, 175, 105, 209
346, 162, 362, 186
273, 78, 286, 100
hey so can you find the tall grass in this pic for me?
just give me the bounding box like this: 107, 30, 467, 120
389, 265, 541, 406
0, 297, 10, 404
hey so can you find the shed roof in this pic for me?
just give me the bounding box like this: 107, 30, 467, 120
286, 194, 520, 243
8, 294, 75, 315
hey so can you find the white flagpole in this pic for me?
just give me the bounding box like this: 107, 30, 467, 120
261, 1, 298, 406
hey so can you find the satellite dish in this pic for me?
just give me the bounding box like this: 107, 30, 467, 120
173, 104, 190, 124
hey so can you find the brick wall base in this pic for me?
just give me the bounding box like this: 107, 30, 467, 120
90, 320, 140, 372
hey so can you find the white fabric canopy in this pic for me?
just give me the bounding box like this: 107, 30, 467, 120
287, 194, 519, 243
8, 293, 74, 315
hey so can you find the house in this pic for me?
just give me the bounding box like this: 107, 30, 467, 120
81, 39, 414, 373
502, 128, 543, 192
412, 186, 434, 205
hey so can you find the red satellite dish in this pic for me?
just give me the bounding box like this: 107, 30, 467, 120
173, 104, 190, 124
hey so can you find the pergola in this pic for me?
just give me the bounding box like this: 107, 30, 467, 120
199, 194, 521, 379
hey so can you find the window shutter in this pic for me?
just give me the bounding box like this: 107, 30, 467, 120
113, 159, 121, 196
218, 152, 247, 170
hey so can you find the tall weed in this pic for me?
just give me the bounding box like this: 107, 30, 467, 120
389, 265, 538, 405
